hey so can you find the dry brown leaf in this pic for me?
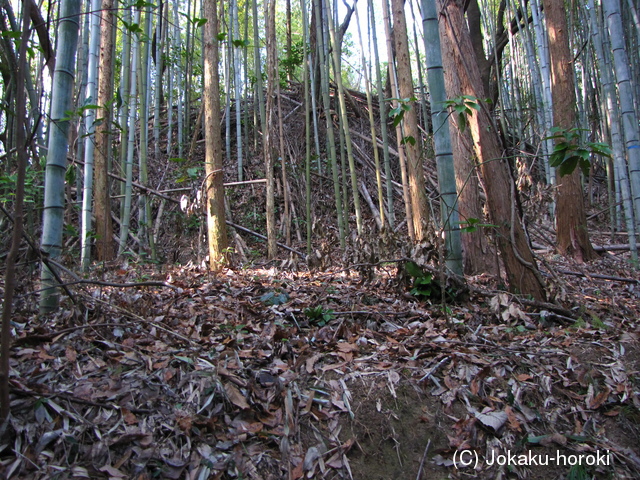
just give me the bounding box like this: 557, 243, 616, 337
505, 406, 522, 432
121, 408, 138, 425
224, 382, 250, 409
336, 342, 358, 353
98, 465, 126, 478
473, 409, 508, 432
306, 354, 322, 373
587, 386, 612, 409
540, 433, 567, 446
65, 346, 77, 362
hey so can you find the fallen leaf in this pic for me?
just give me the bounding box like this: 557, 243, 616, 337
473, 409, 508, 432
224, 382, 250, 409
65, 346, 77, 362
98, 465, 126, 478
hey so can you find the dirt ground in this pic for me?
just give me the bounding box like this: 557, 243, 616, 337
2, 254, 638, 479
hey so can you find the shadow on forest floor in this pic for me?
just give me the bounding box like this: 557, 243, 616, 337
1, 251, 639, 479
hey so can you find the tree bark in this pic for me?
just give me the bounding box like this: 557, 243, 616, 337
1, 0, 30, 422
391, 0, 430, 243
204, 0, 229, 269
264, 0, 278, 259
439, 0, 546, 301
542, 0, 597, 261
421, 0, 463, 275
94, 0, 115, 262
40, 0, 82, 312
437, 0, 496, 275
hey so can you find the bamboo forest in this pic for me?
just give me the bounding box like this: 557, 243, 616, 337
2, 0, 640, 478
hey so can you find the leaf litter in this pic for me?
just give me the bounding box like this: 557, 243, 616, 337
1, 253, 640, 479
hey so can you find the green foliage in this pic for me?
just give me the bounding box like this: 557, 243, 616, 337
400, 135, 416, 146
128, 1, 157, 9
443, 95, 483, 132
546, 127, 612, 177
459, 217, 498, 233
1, 30, 21, 40
403, 261, 460, 302
120, 18, 144, 35
590, 314, 606, 330
64, 223, 79, 238
404, 261, 436, 300
304, 306, 335, 326
0, 167, 42, 207
387, 97, 416, 128
410, 273, 435, 298
566, 464, 590, 480
170, 157, 202, 183
280, 40, 305, 82
185, 214, 201, 231
232, 38, 250, 48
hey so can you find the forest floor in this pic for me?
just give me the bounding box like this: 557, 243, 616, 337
1, 244, 640, 480
2, 84, 640, 479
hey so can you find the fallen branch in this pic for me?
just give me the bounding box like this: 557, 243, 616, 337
593, 244, 634, 252
358, 181, 383, 231
226, 221, 305, 257
558, 269, 638, 284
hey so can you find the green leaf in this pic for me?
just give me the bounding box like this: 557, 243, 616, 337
232, 38, 249, 47
1, 31, 21, 40
130, 0, 156, 8
194, 17, 207, 27
122, 20, 143, 34
456, 114, 467, 133
405, 261, 424, 278
401, 135, 416, 146
392, 110, 405, 128
557, 157, 579, 177
174, 355, 193, 365
65, 165, 76, 184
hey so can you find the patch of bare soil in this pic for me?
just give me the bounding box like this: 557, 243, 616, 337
1, 253, 639, 479
341, 381, 450, 480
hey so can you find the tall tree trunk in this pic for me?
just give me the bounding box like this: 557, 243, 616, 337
118, 9, 140, 256
438, 0, 546, 301
382, 0, 414, 242
153, 1, 164, 164
94, 0, 115, 262
138, 4, 155, 259
603, 0, 640, 229
355, 4, 385, 228
315, 0, 345, 247
590, 0, 637, 260
1, 0, 30, 422
117, 4, 131, 218
421, 0, 463, 275
204, 0, 228, 269
542, 0, 597, 262
40, 0, 82, 312
438, 7, 496, 275
302, 0, 312, 254
369, 0, 395, 227
327, 0, 363, 236
80, 0, 101, 270
391, 0, 430, 243
264, 0, 278, 258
